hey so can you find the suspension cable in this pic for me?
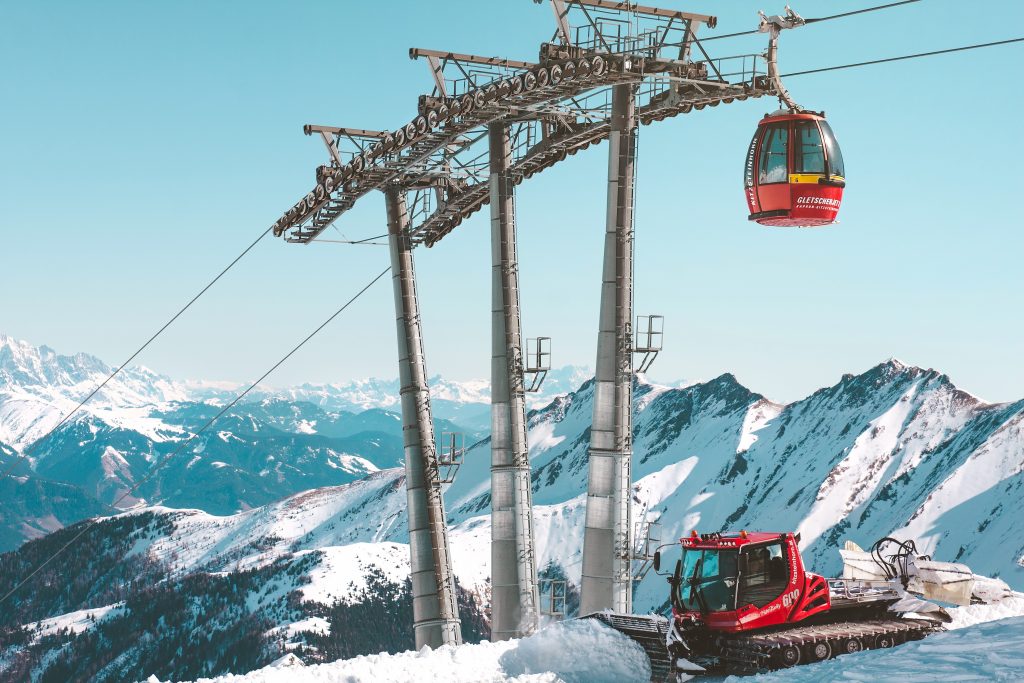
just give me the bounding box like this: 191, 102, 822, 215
0, 225, 273, 484
805, 0, 922, 24
699, 28, 759, 42
783, 37, 1024, 77
311, 239, 389, 246
311, 233, 389, 246
0, 265, 391, 607
701, 0, 924, 41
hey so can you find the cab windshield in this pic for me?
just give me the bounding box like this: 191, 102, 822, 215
674, 547, 738, 612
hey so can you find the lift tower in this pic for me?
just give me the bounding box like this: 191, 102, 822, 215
386, 188, 462, 648
271, 0, 775, 646
580, 81, 638, 616
489, 121, 541, 639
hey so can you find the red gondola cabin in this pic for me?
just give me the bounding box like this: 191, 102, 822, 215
745, 111, 845, 227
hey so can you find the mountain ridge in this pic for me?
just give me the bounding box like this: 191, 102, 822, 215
2, 336, 1022, 681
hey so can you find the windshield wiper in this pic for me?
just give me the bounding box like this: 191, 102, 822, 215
687, 557, 710, 614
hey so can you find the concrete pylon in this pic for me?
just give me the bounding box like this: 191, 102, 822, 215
579, 83, 637, 616
488, 122, 540, 640
385, 187, 462, 648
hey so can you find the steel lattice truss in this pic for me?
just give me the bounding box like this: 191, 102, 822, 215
272, 0, 777, 247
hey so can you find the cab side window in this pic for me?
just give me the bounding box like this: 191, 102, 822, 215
758, 124, 789, 184
739, 543, 790, 608
820, 120, 846, 178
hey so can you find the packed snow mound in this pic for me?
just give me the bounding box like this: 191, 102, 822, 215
946, 594, 1024, 630
729, 615, 1024, 682
170, 619, 651, 683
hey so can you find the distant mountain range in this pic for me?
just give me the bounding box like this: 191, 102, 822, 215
1, 332, 1022, 681
0, 333, 585, 550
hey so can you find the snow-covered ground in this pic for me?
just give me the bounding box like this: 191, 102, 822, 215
163, 600, 1024, 683
160, 619, 652, 683
733, 616, 1024, 682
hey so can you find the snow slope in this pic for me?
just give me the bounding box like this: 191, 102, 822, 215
123, 472, 410, 591
24, 330, 1022, 593
26, 604, 125, 641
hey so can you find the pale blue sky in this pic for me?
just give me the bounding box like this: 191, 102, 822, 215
2, 1, 1022, 403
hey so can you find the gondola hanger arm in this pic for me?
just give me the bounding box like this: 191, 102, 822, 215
759, 5, 806, 112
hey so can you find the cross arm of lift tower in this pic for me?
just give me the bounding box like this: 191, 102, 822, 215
271, 0, 773, 248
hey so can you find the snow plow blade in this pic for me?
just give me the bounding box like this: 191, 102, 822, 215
582, 612, 683, 682
841, 546, 974, 606
907, 559, 975, 606
841, 538, 1009, 606
887, 593, 952, 622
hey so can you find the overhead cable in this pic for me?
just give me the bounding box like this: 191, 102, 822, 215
783, 37, 1024, 76
702, 0, 923, 41
805, 0, 923, 24
311, 233, 389, 246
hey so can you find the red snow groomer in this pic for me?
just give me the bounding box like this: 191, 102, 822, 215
587, 532, 1010, 680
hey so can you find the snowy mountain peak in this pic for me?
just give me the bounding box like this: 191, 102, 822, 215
0, 333, 175, 395
0, 334, 107, 389
836, 359, 989, 413
868, 358, 953, 388
702, 372, 749, 394
0, 333, 189, 449
885, 356, 908, 370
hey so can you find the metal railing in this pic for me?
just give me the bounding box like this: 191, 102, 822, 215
525, 336, 552, 393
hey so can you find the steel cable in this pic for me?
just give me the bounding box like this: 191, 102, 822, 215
782, 37, 1024, 76
805, 0, 923, 24
0, 265, 391, 607
310, 233, 389, 246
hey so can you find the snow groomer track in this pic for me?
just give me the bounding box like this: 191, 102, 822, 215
720, 618, 941, 672
589, 611, 942, 678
